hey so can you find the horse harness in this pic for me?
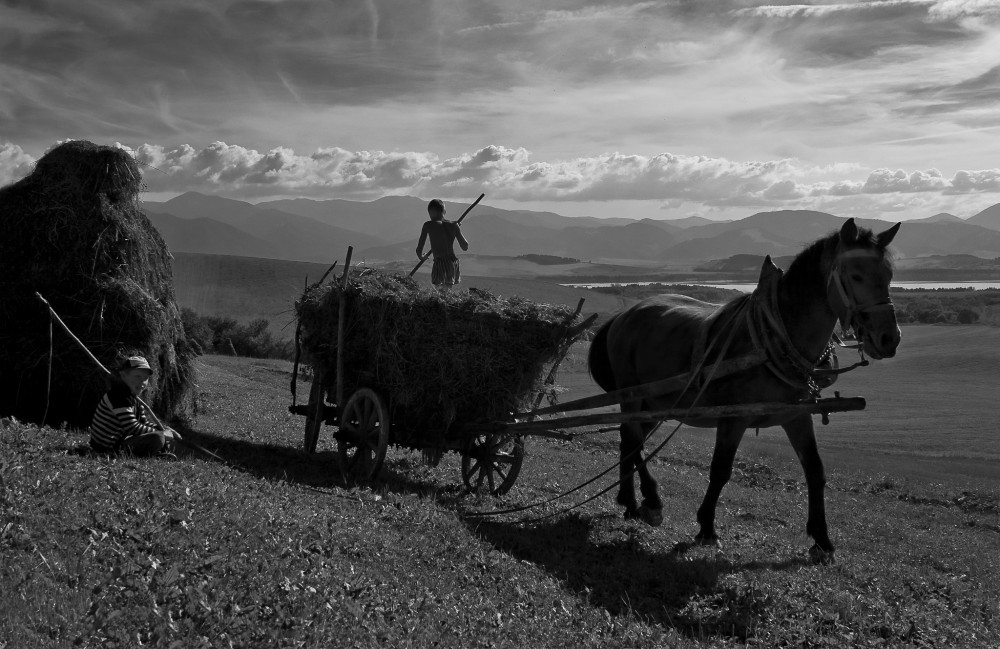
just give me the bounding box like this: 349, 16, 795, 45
691, 248, 891, 401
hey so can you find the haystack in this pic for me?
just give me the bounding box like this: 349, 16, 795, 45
296, 270, 584, 440
0, 140, 195, 427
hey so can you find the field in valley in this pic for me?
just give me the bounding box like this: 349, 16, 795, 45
2, 323, 998, 647
171, 252, 627, 337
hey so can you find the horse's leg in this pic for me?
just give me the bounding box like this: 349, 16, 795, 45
695, 418, 747, 545
782, 414, 835, 563
635, 419, 663, 526
616, 420, 642, 520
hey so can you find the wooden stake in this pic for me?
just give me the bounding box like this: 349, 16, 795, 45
336, 247, 353, 407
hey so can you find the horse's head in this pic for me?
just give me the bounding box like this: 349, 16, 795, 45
828, 219, 901, 359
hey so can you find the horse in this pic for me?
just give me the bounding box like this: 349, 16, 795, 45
587, 218, 901, 563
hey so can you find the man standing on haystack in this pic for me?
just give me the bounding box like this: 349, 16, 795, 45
416, 199, 470, 289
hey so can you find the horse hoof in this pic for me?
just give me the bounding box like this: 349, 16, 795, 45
637, 505, 663, 527
694, 535, 721, 548
809, 544, 835, 565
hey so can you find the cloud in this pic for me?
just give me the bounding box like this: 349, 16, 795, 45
0, 142, 37, 186
947, 168, 1000, 193
862, 168, 950, 193
4, 140, 997, 209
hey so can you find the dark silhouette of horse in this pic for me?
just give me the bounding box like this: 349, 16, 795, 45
588, 219, 901, 563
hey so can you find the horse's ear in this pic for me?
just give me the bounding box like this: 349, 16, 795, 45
876, 222, 901, 248
757, 254, 783, 287
839, 218, 859, 244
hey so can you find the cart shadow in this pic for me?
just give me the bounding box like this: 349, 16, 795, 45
172, 423, 469, 501
465, 512, 810, 640
172, 423, 349, 488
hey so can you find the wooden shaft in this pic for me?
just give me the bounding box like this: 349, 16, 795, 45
477, 397, 866, 436
409, 193, 484, 277
519, 349, 769, 418
336, 246, 353, 407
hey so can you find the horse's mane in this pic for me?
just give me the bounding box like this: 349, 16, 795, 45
784, 225, 893, 293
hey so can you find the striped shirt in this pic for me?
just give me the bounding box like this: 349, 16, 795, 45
89, 383, 158, 451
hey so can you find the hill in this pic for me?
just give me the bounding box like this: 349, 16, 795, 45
146, 211, 276, 258
969, 203, 1000, 231
3, 326, 998, 647
259, 195, 636, 238
146, 192, 385, 263
147, 192, 1000, 264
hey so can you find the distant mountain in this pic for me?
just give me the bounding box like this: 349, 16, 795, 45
146, 211, 275, 259
695, 254, 796, 273
258, 195, 635, 241
145, 192, 385, 263
915, 212, 964, 224
660, 209, 1000, 261
143, 192, 1000, 265
661, 215, 720, 228
968, 204, 1000, 231
894, 254, 1000, 270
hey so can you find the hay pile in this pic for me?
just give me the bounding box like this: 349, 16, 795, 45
0, 140, 195, 427
296, 270, 581, 440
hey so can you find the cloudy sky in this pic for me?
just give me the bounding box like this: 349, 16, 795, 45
2, 0, 999, 221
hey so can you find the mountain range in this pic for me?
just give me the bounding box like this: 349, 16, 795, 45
143, 192, 1000, 266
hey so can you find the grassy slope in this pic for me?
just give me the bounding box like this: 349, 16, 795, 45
3, 328, 999, 648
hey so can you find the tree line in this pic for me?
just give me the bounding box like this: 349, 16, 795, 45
180, 308, 295, 360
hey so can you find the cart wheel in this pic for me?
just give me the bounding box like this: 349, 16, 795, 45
337, 388, 390, 480
462, 433, 525, 496
303, 370, 325, 454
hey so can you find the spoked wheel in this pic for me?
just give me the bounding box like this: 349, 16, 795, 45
337, 388, 390, 481
303, 369, 326, 454
461, 433, 525, 496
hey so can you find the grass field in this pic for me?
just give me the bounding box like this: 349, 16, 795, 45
2, 323, 998, 647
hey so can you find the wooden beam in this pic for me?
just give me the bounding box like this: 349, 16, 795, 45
486, 396, 867, 436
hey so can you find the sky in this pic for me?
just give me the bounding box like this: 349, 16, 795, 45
1, 0, 999, 222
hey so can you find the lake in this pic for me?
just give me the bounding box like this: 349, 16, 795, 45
564, 280, 1000, 292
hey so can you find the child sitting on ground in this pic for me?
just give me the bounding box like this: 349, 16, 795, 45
416, 198, 470, 289
89, 355, 180, 456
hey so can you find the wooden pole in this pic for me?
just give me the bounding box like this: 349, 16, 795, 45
290, 275, 307, 406
470, 396, 867, 436
335, 246, 353, 407
409, 193, 484, 277
35, 292, 165, 429
516, 348, 769, 418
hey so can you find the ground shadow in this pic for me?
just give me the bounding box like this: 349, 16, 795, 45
172, 422, 469, 505
172, 422, 348, 489
465, 512, 811, 640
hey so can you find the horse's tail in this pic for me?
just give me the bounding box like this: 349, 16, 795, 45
588, 316, 617, 393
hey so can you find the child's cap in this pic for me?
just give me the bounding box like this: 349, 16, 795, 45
121, 356, 153, 374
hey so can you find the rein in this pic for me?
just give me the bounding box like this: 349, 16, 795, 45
827, 248, 896, 337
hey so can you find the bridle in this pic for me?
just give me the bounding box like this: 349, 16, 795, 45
826, 247, 895, 340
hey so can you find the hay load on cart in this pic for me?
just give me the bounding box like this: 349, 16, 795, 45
292, 260, 595, 493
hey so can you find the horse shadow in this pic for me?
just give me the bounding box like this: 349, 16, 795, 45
464, 512, 810, 640
171, 422, 808, 641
